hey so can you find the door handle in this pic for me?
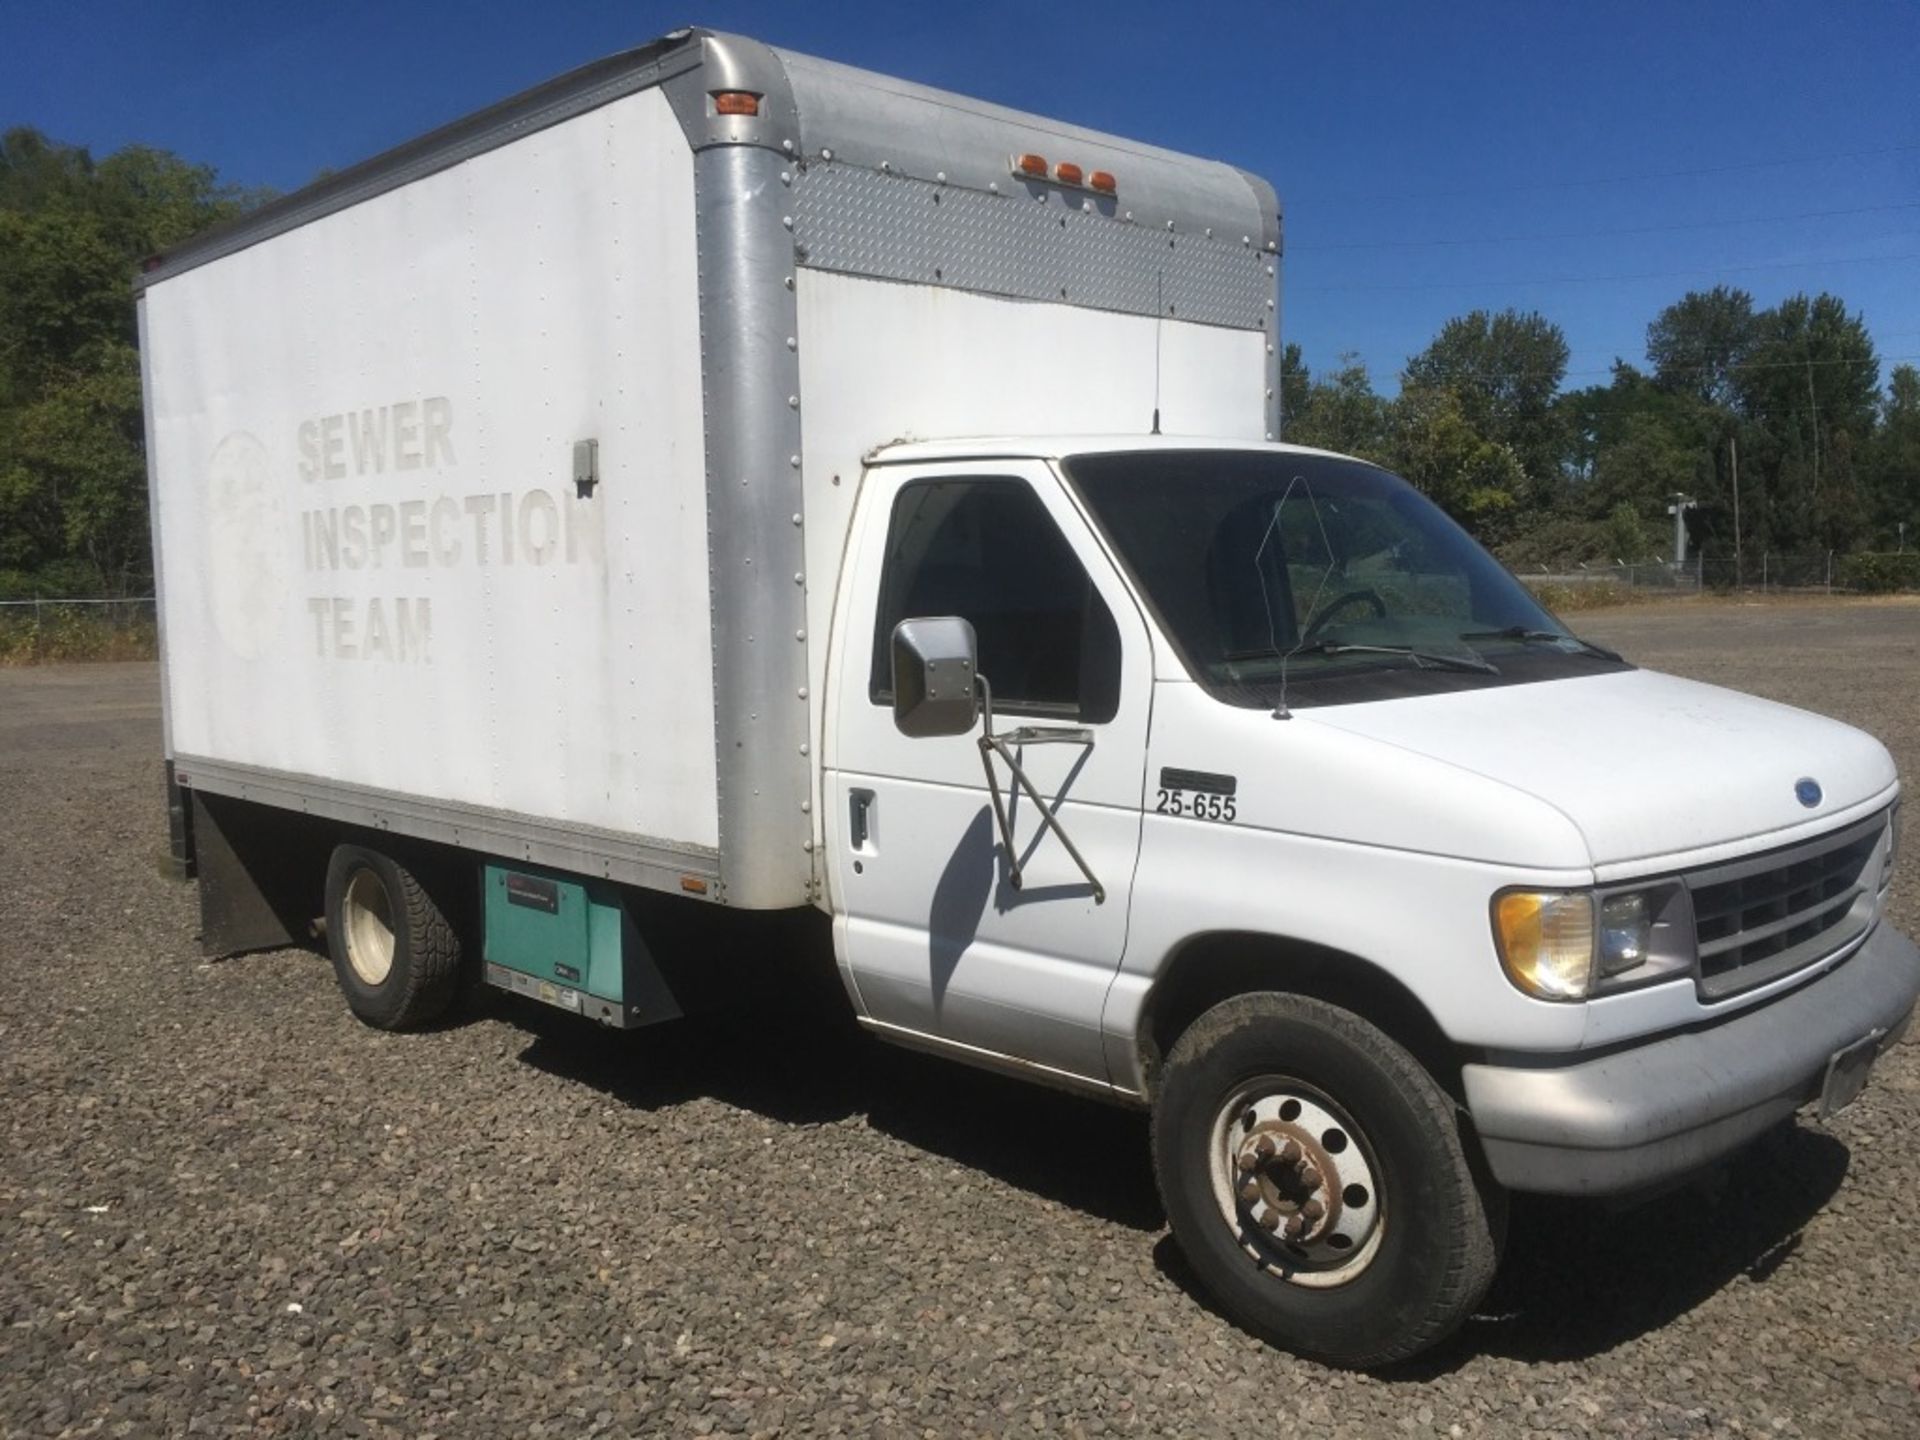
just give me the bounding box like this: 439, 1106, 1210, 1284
848, 788, 875, 851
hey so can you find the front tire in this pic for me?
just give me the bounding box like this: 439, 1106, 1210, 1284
1152, 992, 1500, 1368
323, 844, 462, 1030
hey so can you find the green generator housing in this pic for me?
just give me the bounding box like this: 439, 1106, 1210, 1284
481, 864, 682, 1029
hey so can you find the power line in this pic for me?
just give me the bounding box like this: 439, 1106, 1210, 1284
1295, 143, 1920, 206
1296, 248, 1920, 295
1292, 203, 1920, 254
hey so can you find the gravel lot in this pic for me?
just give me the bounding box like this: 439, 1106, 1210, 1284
4, 597, 1918, 1438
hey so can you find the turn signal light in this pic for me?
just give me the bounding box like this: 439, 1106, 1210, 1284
1055, 161, 1084, 186
712, 91, 760, 116
1014, 152, 1048, 178
1089, 170, 1117, 194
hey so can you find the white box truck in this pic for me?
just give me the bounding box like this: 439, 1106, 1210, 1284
137, 28, 1917, 1366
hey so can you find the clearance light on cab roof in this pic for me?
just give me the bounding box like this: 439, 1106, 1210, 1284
1011, 154, 1116, 195
1013, 152, 1049, 178
1089, 170, 1117, 194
712, 90, 760, 116
1054, 161, 1084, 186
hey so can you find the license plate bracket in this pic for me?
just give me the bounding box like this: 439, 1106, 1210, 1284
1819, 1029, 1885, 1120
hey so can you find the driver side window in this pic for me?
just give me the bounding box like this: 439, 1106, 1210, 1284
869, 477, 1121, 723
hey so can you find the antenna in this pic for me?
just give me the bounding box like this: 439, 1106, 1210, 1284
1151, 271, 1164, 435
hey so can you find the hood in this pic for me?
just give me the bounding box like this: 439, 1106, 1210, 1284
1303, 669, 1898, 869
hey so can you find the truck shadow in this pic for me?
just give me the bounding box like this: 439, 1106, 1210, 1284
500, 993, 1165, 1232
1151, 1118, 1850, 1371
505, 994, 1849, 1363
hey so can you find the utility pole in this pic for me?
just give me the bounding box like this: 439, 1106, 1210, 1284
1730, 435, 1741, 586
1667, 492, 1698, 567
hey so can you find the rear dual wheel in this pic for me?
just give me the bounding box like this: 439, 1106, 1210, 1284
323, 844, 463, 1030
1152, 993, 1501, 1368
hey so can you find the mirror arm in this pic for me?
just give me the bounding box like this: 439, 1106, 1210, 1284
973, 676, 1106, 904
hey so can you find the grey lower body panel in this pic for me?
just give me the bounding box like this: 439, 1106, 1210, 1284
1464, 921, 1920, 1196
173, 753, 719, 899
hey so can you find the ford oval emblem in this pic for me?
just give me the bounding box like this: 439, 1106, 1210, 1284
1795, 777, 1823, 808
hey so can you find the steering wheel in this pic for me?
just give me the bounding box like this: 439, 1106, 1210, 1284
1300, 587, 1388, 645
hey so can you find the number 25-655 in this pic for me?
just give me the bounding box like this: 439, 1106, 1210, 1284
1155, 789, 1236, 822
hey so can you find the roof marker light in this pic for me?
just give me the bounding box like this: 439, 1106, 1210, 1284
1054, 161, 1084, 186
712, 91, 760, 116
1014, 152, 1049, 178
1089, 170, 1117, 194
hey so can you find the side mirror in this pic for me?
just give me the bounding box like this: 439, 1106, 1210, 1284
890, 616, 980, 738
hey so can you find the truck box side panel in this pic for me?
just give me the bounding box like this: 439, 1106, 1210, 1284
146, 88, 721, 859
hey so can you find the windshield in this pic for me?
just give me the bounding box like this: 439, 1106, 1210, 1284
1064, 449, 1626, 709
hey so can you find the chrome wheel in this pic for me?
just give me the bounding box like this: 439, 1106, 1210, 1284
341, 866, 396, 986
1208, 1078, 1384, 1288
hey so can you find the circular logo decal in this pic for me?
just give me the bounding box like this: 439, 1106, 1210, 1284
1794, 777, 1823, 809
206, 431, 288, 660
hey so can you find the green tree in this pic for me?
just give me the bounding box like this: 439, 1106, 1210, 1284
1867, 363, 1920, 547
1280, 343, 1310, 432
1646, 286, 1756, 408
1387, 385, 1526, 538
1284, 353, 1389, 461
1402, 309, 1569, 497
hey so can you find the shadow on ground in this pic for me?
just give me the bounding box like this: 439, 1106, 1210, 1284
504, 994, 1165, 1232
1151, 1118, 1848, 1371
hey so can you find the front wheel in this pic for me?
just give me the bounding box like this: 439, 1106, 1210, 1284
1151, 992, 1501, 1368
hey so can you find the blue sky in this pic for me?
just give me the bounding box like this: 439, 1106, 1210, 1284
10, 1, 1917, 395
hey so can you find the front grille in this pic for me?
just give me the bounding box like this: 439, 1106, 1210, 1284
1688, 812, 1886, 1000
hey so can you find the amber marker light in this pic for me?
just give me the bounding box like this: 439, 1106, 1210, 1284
1013, 152, 1049, 178
1089, 170, 1117, 194
712, 91, 761, 116
1055, 161, 1084, 186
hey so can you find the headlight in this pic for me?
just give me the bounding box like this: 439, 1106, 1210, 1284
1493, 891, 1595, 1000
1494, 883, 1694, 1001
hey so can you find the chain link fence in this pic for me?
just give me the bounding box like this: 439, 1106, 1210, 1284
1521, 553, 1920, 602
0, 597, 159, 663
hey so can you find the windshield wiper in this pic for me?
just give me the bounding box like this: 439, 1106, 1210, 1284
1458, 626, 1621, 661
1252, 639, 1499, 675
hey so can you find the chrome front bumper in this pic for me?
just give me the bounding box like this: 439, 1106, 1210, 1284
1464, 922, 1920, 1195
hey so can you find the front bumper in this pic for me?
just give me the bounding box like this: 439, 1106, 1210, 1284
1464, 922, 1920, 1195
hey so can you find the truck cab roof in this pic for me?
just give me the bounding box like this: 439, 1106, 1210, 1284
864, 435, 1356, 467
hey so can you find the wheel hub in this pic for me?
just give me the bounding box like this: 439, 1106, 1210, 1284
1214, 1086, 1383, 1285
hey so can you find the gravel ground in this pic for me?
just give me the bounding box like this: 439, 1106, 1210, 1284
3, 598, 1918, 1438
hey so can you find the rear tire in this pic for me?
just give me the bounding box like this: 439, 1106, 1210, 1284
323, 844, 462, 1030
1151, 992, 1501, 1368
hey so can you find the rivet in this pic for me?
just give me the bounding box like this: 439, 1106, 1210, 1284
819, 148, 832, 161
789, 454, 801, 468
781, 139, 793, 153
1266, 389, 1274, 399
781, 215, 793, 230
1267, 343, 1275, 354
786, 337, 797, 350
880, 160, 892, 173
791, 513, 802, 525
799, 742, 810, 754
801, 800, 812, 813
1082, 199, 1092, 213
802, 839, 814, 851
1124, 210, 1133, 222
788, 395, 800, 408
1266, 298, 1275, 309
1242, 235, 1252, 246
935, 170, 946, 184
795, 629, 806, 641
797, 686, 808, 699
1165, 220, 1175, 231
1205, 227, 1213, 238
989, 181, 1000, 194
783, 275, 794, 290
780, 171, 792, 185
793, 572, 804, 584
1266, 265, 1275, 277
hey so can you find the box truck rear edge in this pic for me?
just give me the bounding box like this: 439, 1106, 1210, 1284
137, 28, 1919, 1368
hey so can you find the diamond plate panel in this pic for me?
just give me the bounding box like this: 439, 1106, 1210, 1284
790, 166, 1274, 331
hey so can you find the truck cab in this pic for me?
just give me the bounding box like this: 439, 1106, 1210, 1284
826, 435, 1915, 1363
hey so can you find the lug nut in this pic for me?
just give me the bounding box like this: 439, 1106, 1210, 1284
1238, 1181, 1260, 1205
1278, 1138, 1302, 1165
1283, 1214, 1307, 1241
1257, 1208, 1281, 1232
1236, 1151, 1258, 1173
1297, 1164, 1322, 1191
1300, 1198, 1325, 1223
1253, 1135, 1276, 1160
